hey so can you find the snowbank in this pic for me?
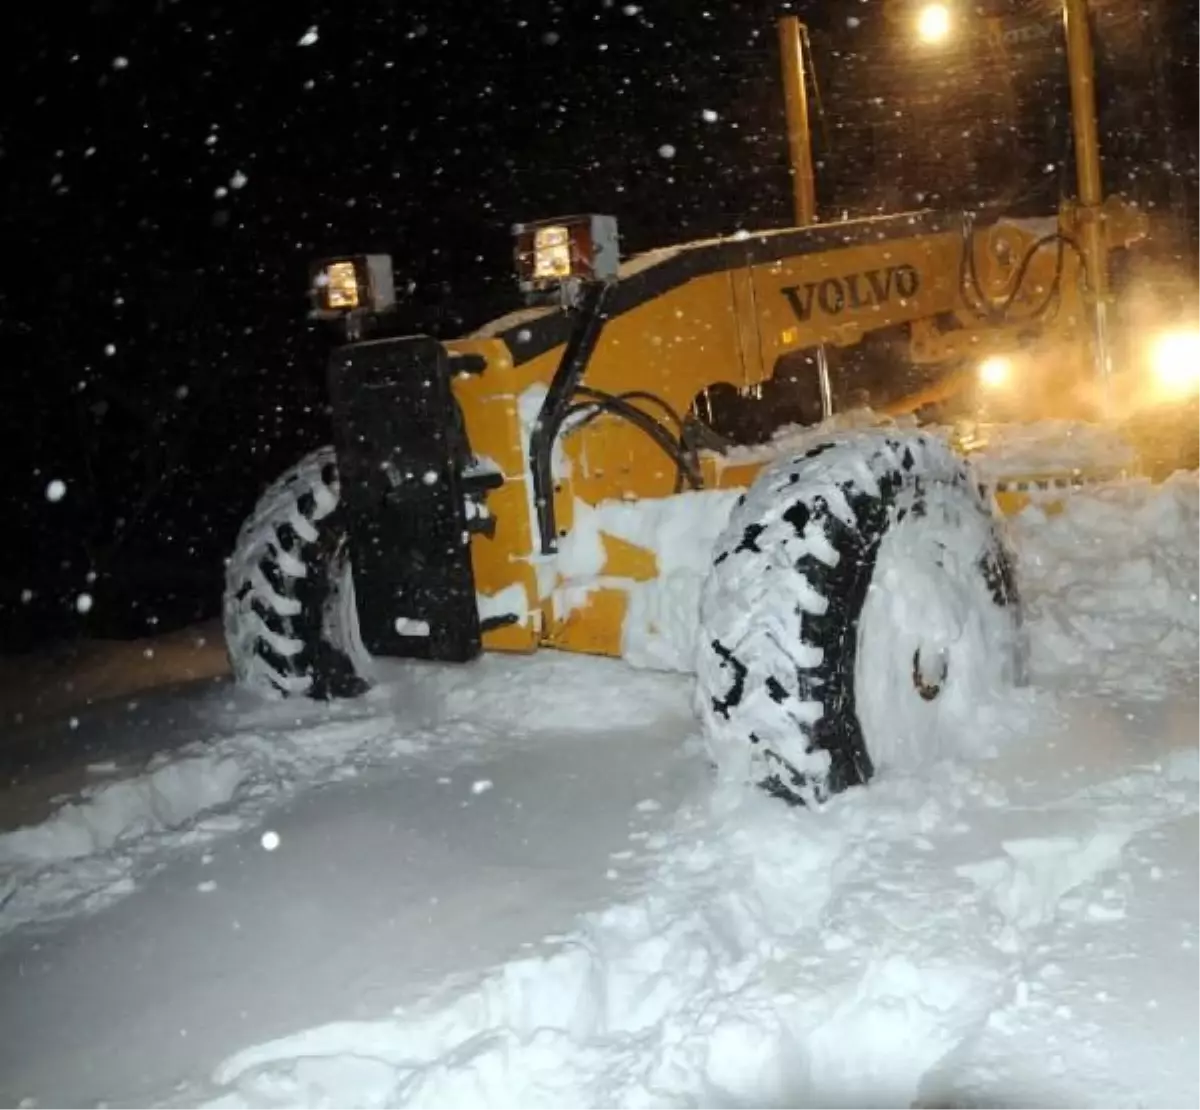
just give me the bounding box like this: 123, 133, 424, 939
0, 753, 248, 864
957, 419, 1139, 484
706, 414, 1138, 488
1014, 470, 1199, 695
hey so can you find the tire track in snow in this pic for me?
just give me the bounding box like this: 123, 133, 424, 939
187, 768, 1037, 1107
196, 726, 1198, 1110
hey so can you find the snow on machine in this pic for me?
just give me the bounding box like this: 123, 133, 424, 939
224, 1, 1197, 805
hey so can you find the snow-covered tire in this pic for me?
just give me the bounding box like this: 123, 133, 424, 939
696, 429, 1024, 805
223, 447, 371, 700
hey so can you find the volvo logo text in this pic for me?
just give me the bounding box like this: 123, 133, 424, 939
782, 264, 921, 322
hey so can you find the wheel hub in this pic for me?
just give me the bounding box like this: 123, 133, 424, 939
911, 647, 949, 701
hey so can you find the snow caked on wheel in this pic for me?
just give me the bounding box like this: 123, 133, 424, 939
697, 428, 1024, 804
223, 448, 371, 699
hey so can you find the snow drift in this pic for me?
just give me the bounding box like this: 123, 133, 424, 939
1013, 470, 1199, 695
0, 460, 1195, 1110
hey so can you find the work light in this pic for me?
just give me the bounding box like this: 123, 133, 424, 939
309, 254, 395, 319
513, 214, 619, 301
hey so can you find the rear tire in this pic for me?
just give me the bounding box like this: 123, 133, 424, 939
223, 448, 371, 700
696, 429, 1024, 805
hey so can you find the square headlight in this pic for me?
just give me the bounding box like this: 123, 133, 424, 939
513, 214, 619, 298
309, 254, 395, 318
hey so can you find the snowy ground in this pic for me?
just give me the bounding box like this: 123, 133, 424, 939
0, 470, 1196, 1109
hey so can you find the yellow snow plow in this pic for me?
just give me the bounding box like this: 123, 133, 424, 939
223, 0, 1196, 804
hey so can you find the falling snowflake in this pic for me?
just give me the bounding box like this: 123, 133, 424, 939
75, 593, 94, 614
658, 143, 677, 159
45, 479, 66, 502
298, 26, 319, 46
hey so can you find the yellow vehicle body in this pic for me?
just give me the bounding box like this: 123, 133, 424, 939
436, 200, 1146, 663
226, 1, 1186, 709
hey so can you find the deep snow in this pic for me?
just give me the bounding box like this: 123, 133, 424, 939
0, 465, 1196, 1109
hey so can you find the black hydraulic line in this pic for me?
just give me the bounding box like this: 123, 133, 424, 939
529, 282, 613, 555
563, 396, 703, 493
959, 216, 1086, 327
963, 231, 1054, 319
575, 385, 686, 431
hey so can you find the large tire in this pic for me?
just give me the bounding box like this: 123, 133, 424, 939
696, 429, 1024, 806
223, 448, 371, 699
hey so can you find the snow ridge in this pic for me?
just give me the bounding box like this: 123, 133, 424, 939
0, 712, 418, 933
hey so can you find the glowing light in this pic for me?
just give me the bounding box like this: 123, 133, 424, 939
532, 225, 573, 281
1149, 328, 1200, 400
322, 261, 360, 310
978, 355, 1013, 389
916, 3, 952, 44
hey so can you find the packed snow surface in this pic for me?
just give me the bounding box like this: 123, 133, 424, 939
0, 466, 1196, 1109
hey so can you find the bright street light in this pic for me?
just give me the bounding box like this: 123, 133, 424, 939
916, 3, 952, 44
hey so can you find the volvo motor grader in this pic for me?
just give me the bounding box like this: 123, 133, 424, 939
224, 3, 1192, 804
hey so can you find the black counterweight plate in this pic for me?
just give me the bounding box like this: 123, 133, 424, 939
327, 335, 481, 662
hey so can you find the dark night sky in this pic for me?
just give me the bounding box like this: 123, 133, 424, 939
1, 0, 1196, 650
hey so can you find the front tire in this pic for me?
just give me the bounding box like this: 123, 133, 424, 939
696, 429, 1023, 805
223, 448, 371, 699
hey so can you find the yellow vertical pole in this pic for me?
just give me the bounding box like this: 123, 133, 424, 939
1062, 0, 1112, 383
778, 16, 817, 227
